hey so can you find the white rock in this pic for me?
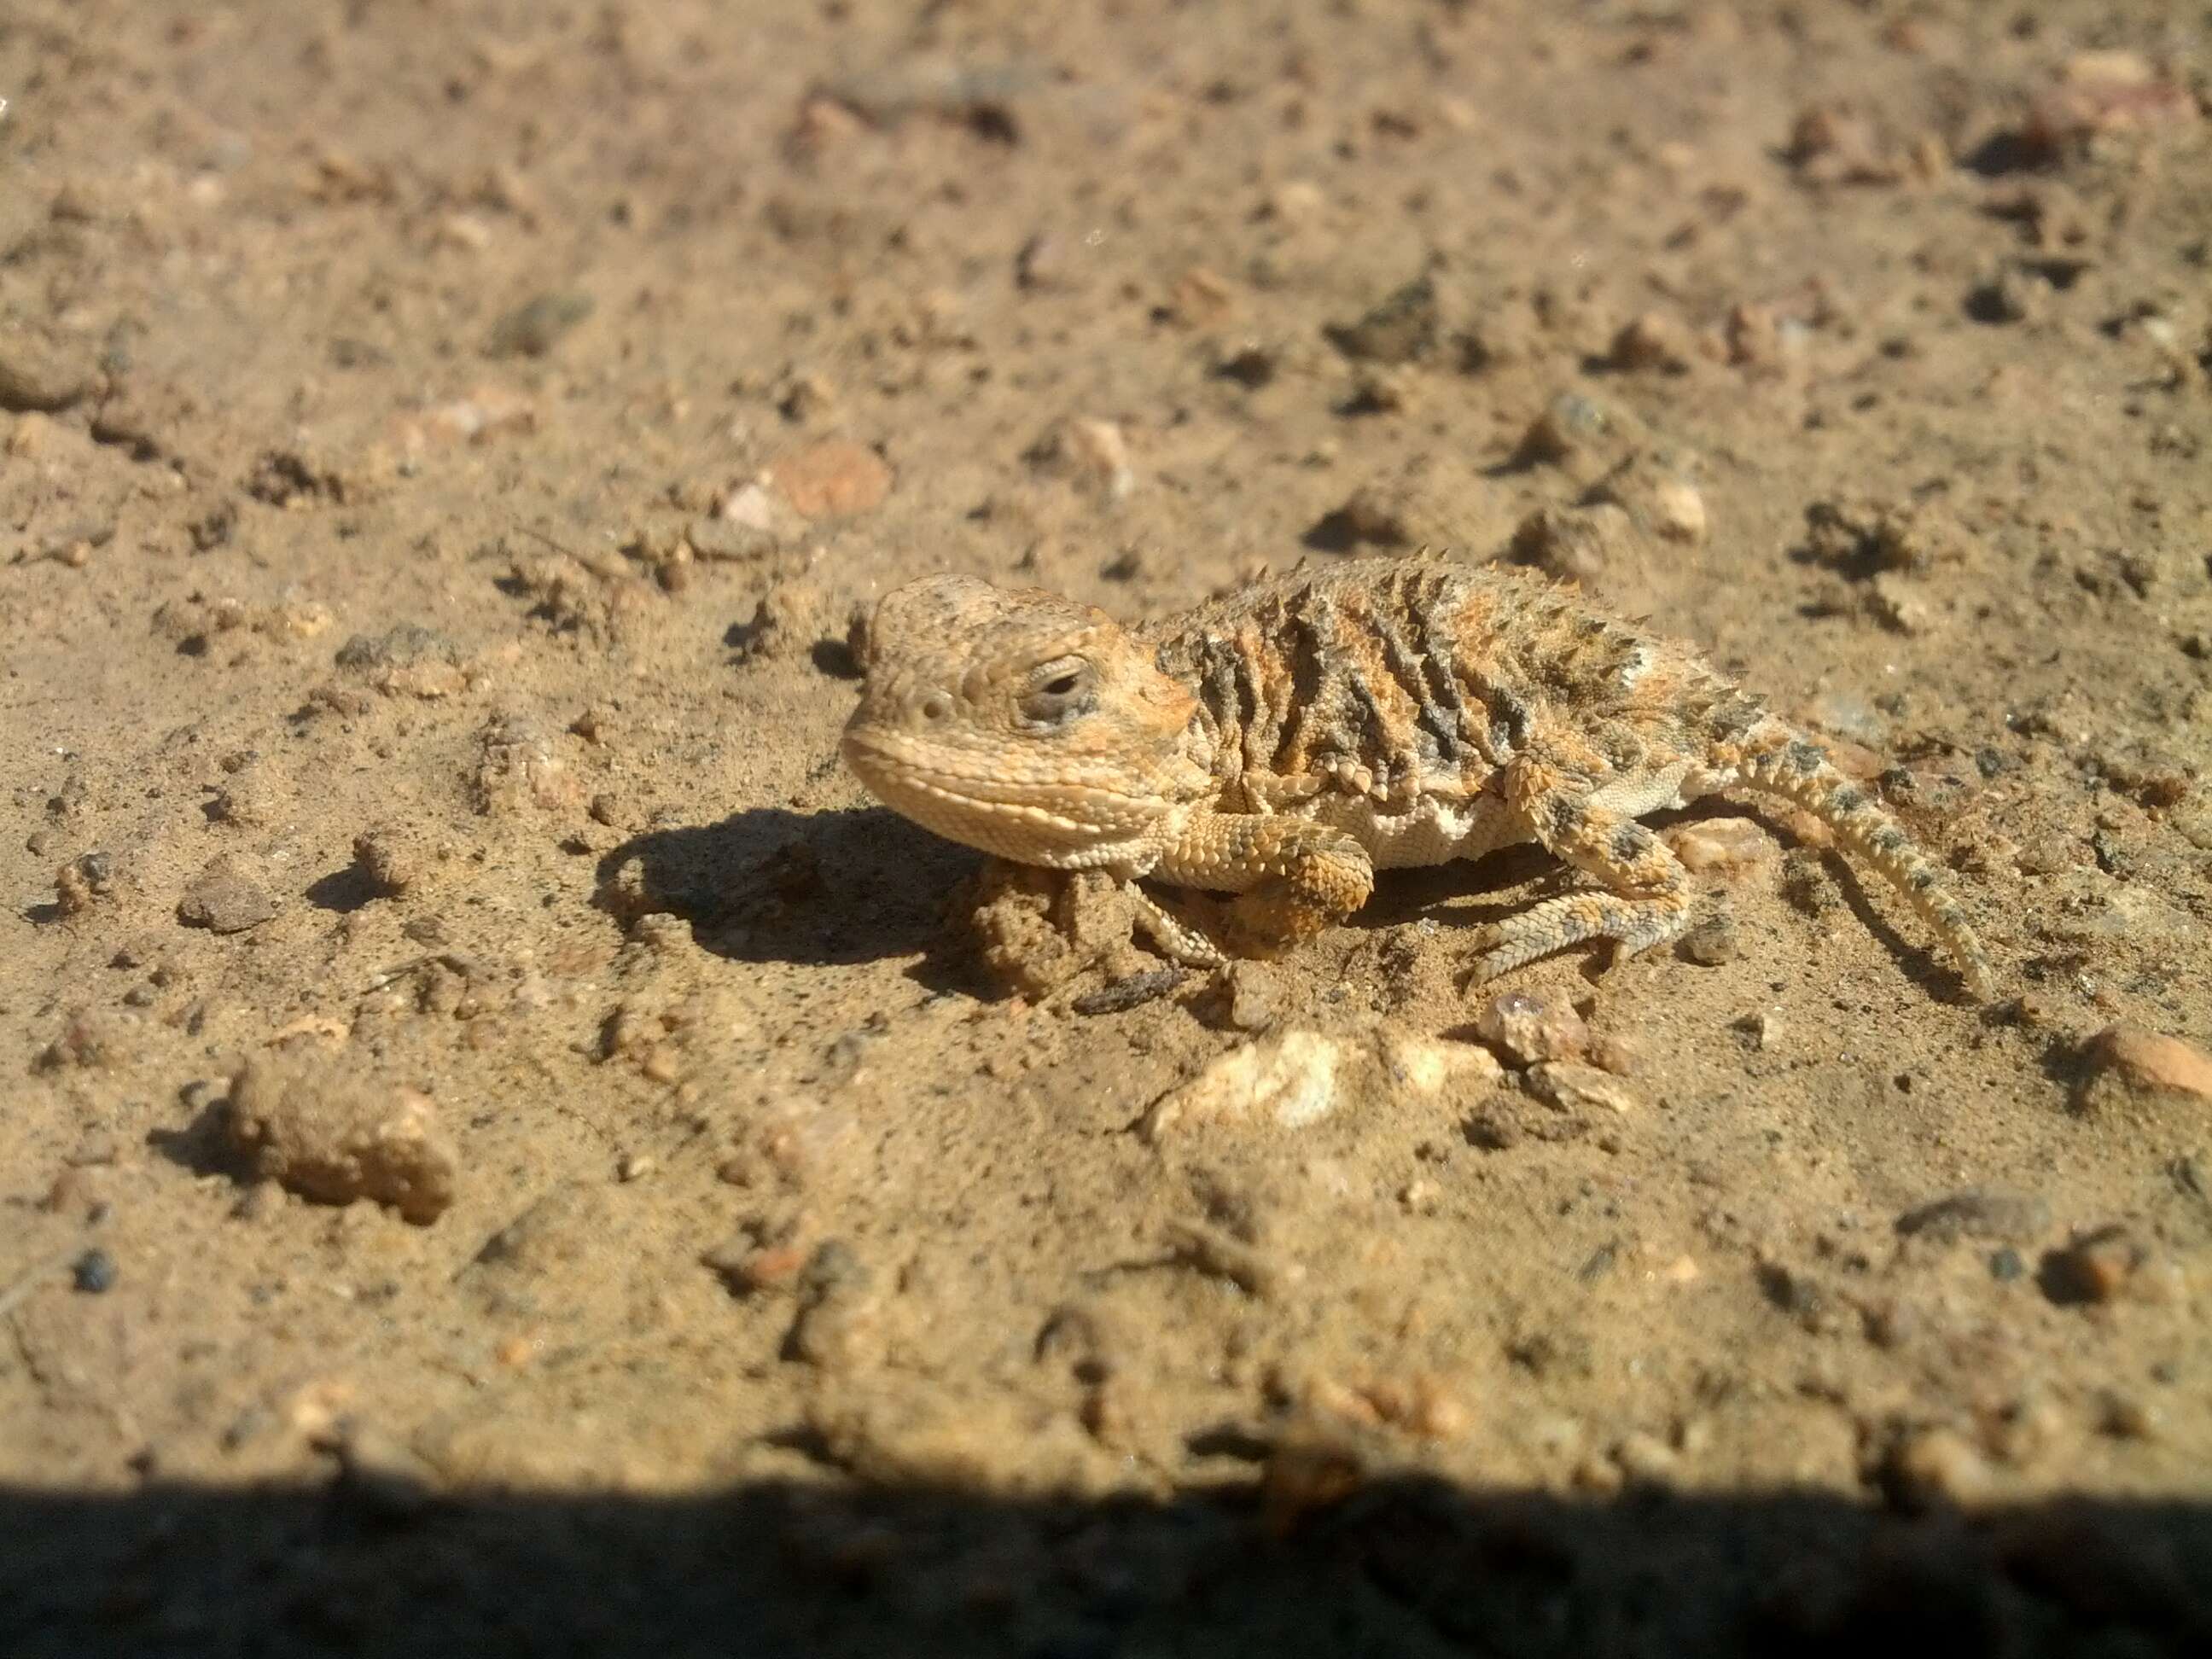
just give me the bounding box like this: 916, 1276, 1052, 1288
1475, 992, 1588, 1068
1522, 1062, 1640, 1115
1665, 816, 1775, 873
1144, 1031, 1342, 1141
1648, 475, 1708, 544
1378, 1032, 1503, 1097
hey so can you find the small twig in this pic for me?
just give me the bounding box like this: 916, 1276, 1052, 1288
362, 954, 437, 993
513, 523, 584, 559
361, 952, 474, 994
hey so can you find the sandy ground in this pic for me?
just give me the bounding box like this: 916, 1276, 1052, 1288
5, 2, 2212, 1653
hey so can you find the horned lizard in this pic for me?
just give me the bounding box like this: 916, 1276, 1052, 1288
841, 555, 1994, 998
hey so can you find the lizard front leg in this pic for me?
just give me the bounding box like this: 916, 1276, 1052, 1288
1149, 810, 1375, 958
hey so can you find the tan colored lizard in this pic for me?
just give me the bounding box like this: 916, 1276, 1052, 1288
841, 555, 1994, 998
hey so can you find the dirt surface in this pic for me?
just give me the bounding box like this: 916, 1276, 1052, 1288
6, 3, 2212, 1653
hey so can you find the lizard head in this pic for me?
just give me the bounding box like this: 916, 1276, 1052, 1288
841, 573, 1210, 872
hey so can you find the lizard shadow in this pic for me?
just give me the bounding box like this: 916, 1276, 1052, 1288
593, 806, 987, 992
1808, 841, 1957, 998
593, 800, 1954, 1003
1359, 843, 1562, 934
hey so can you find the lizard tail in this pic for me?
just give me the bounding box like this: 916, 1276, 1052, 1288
1719, 717, 1994, 1000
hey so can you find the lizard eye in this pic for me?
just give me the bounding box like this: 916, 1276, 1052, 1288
1016, 656, 1096, 729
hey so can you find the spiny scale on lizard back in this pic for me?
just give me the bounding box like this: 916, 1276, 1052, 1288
1147, 556, 1727, 798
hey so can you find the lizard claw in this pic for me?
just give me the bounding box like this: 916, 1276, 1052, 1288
1129, 886, 1229, 968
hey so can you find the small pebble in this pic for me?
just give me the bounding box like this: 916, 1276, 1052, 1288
786, 1249, 886, 1371
211, 764, 282, 829
1214, 344, 1278, 388
718, 480, 803, 536
1514, 391, 1610, 465
1507, 503, 1637, 583
1610, 311, 1695, 373
1475, 992, 1587, 1067
1169, 265, 1236, 324
473, 712, 582, 813
703, 1236, 811, 1296
1030, 416, 1134, 500
1965, 268, 2037, 326
1804, 689, 1889, 746
2023, 52, 2196, 158
1585, 1032, 1642, 1075
72, 1248, 117, 1294
1265, 180, 1325, 222
52, 860, 97, 917
686, 510, 782, 563
1895, 1189, 2052, 1245
485, 289, 593, 358
768, 439, 893, 517
6, 410, 52, 455
1013, 231, 1073, 292
415, 384, 535, 447
2096, 1391, 2163, 1441
1884, 1427, 1993, 1511
2037, 1226, 2145, 1306
0, 331, 95, 412
352, 824, 419, 895
227, 1057, 457, 1224
178, 856, 279, 934
1866, 573, 1931, 635
1734, 1010, 1782, 1051
2013, 833, 2078, 876
335, 623, 462, 675
1303, 1371, 1466, 1441
2074, 1026, 2212, 1116
1380, 1030, 1503, 1098
1786, 103, 1895, 183
1399, 1178, 1441, 1214
1221, 960, 1282, 1032
1062, 415, 1145, 498
1679, 916, 1740, 965
1324, 275, 1438, 364
1312, 484, 1412, 550
1522, 1062, 1639, 1115
1613, 1430, 1681, 1485
775, 370, 837, 422
323, 1421, 443, 1517
1646, 475, 1708, 545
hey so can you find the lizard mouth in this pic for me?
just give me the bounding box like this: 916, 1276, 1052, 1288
840, 728, 1168, 866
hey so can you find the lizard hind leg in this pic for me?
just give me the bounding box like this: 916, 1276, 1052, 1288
1466, 763, 1694, 987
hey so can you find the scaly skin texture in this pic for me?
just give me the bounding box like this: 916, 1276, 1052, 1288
841, 556, 1995, 999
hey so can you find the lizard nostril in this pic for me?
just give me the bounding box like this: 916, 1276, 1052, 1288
919, 693, 953, 723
